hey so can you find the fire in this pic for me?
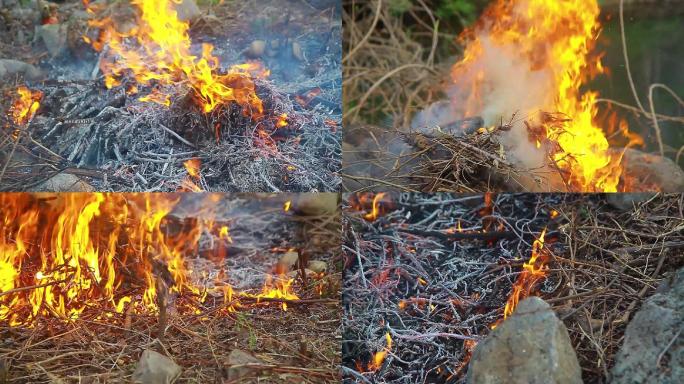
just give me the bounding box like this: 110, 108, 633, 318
0, 194, 298, 326
502, 228, 549, 319
184, 158, 201, 179
450, 0, 633, 191
252, 275, 300, 311
283, 200, 291, 212
86, 0, 263, 115
9, 87, 42, 125
276, 113, 289, 128
368, 332, 392, 371
363, 193, 387, 221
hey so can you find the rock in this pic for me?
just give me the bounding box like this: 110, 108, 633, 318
467, 297, 582, 384
225, 349, 263, 381
292, 41, 304, 61
307, 260, 327, 274
620, 148, 684, 192
294, 194, 339, 216
0, 59, 43, 80
32, 173, 94, 192
245, 40, 266, 58
278, 251, 299, 272
606, 193, 657, 211
34, 23, 68, 57
173, 0, 200, 23
132, 350, 181, 384
611, 267, 684, 384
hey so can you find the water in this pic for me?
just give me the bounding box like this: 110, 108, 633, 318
591, 14, 684, 159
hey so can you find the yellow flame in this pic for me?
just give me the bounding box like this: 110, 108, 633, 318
88, 0, 263, 115
363, 193, 387, 221
0, 194, 296, 326
451, 0, 632, 191
9, 87, 42, 125
503, 228, 548, 319
369, 332, 392, 371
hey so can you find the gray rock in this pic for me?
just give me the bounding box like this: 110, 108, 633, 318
294, 193, 339, 216
173, 0, 201, 22
606, 193, 657, 211
0, 59, 43, 80
132, 350, 181, 384
32, 173, 94, 192
225, 349, 263, 381
620, 148, 684, 192
34, 23, 68, 58
308, 260, 327, 274
467, 297, 582, 384
611, 268, 684, 384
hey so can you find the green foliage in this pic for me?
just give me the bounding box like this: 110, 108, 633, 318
388, 0, 413, 16
235, 313, 258, 350
436, 0, 478, 26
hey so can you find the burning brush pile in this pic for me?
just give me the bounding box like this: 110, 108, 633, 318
342, 193, 683, 383
342, 0, 684, 193
0, 0, 341, 192
0, 193, 341, 382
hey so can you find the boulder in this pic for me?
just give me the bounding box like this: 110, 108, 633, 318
0, 59, 43, 80
131, 350, 181, 384
307, 260, 327, 274
34, 23, 68, 57
225, 349, 263, 381
294, 193, 339, 216
32, 173, 94, 192
620, 148, 684, 192
611, 267, 684, 384
173, 0, 200, 23
606, 193, 656, 211
467, 297, 582, 384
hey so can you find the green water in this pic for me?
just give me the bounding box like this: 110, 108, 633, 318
591, 15, 684, 160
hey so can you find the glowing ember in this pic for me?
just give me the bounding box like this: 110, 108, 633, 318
0, 194, 298, 326
9, 87, 42, 126
450, 0, 636, 191
364, 193, 387, 221
86, 0, 263, 115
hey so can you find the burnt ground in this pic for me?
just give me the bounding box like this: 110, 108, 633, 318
0, 0, 341, 192
342, 193, 684, 383
0, 193, 342, 383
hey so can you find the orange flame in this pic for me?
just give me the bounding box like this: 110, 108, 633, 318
9, 87, 42, 125
276, 113, 289, 128
250, 274, 300, 311
363, 193, 387, 221
0, 194, 297, 326
502, 228, 549, 319
184, 158, 202, 179
451, 0, 634, 191
87, 0, 263, 115
368, 332, 392, 371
